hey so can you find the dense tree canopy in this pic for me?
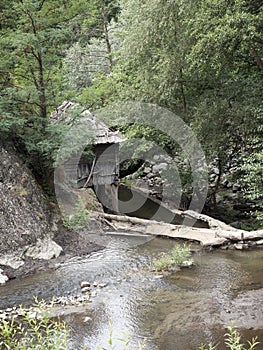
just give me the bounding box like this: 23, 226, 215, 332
0, 0, 262, 223
0, 0, 105, 170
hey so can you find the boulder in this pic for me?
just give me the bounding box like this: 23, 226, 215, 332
0, 144, 54, 255
24, 237, 62, 260
0, 269, 8, 284
0, 143, 63, 276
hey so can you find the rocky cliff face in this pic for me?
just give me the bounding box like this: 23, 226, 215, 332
0, 143, 103, 284
0, 143, 54, 255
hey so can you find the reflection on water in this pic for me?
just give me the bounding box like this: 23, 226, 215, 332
0, 233, 263, 350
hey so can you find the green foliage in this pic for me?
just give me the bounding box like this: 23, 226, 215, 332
242, 151, 263, 200
106, 0, 191, 110
100, 0, 263, 217
0, 0, 262, 217
0, 0, 88, 117
224, 326, 259, 350
0, 299, 68, 350
98, 320, 146, 350
241, 150, 263, 226
62, 1, 120, 108
153, 243, 193, 271
0, 0, 95, 177
39, 104, 95, 168
171, 243, 193, 265
152, 253, 175, 271
199, 326, 260, 350
62, 199, 90, 230
77, 73, 119, 110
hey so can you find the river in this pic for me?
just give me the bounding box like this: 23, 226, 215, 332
0, 231, 263, 350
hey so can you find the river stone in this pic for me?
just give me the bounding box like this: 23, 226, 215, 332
98, 283, 107, 288
234, 243, 248, 250
25, 237, 62, 260
81, 281, 91, 288
81, 287, 91, 294
0, 269, 8, 284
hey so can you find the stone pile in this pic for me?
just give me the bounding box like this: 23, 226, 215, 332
126, 154, 175, 201
0, 280, 108, 320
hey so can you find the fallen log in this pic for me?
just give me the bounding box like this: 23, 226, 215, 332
99, 213, 263, 247
215, 229, 263, 241
101, 213, 157, 226
100, 213, 226, 246
145, 224, 227, 246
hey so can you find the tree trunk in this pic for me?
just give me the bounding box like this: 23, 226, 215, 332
98, 212, 263, 247
101, 4, 113, 72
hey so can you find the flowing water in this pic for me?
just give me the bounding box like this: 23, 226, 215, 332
0, 231, 263, 350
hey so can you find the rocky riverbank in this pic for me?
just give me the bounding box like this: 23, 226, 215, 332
0, 143, 102, 284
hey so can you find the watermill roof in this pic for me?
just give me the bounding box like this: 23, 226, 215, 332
50, 101, 125, 144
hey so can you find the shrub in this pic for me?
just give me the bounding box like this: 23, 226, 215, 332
62, 199, 90, 230
0, 299, 68, 350
152, 253, 175, 271
199, 326, 260, 350
171, 243, 192, 266
153, 243, 193, 271
224, 326, 259, 350
98, 320, 146, 350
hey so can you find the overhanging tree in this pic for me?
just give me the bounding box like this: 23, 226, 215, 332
0, 0, 93, 173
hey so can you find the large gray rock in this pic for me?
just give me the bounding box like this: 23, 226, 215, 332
25, 237, 62, 260
0, 144, 57, 255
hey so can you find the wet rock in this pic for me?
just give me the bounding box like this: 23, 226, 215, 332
0, 269, 8, 284
81, 287, 91, 294
153, 275, 163, 279
146, 172, 155, 179
234, 243, 249, 250
81, 281, 91, 288
182, 260, 193, 267
256, 239, 263, 246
